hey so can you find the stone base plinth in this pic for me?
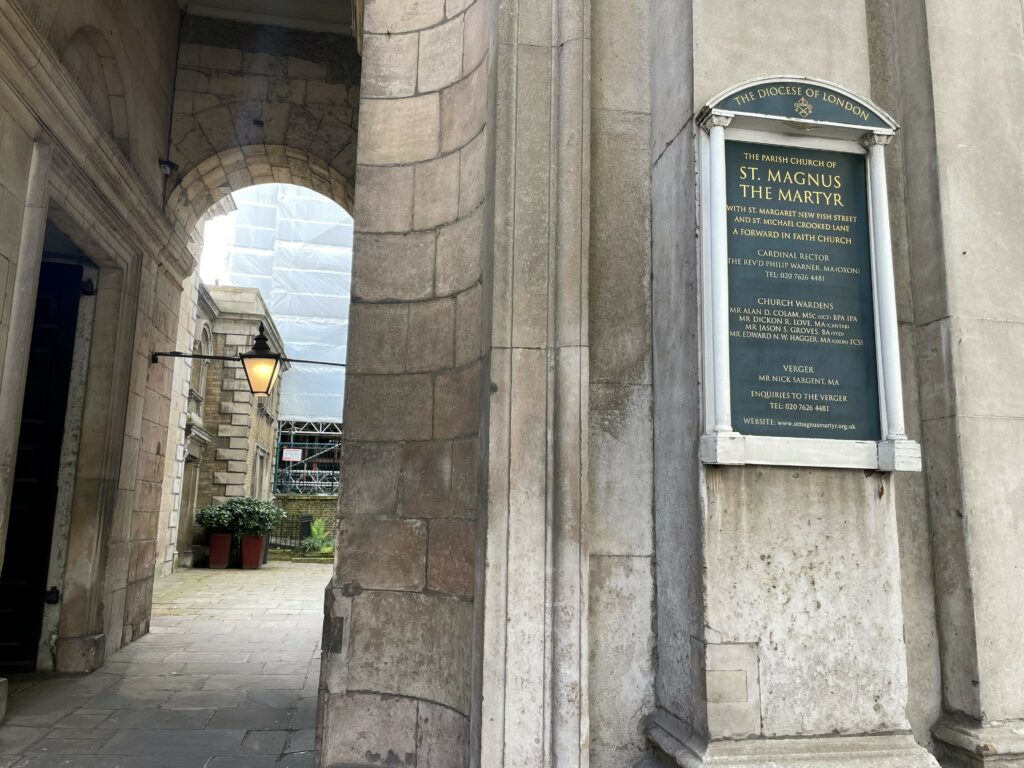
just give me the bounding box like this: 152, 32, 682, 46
647, 710, 939, 767
934, 717, 1024, 768
0, 677, 7, 722
55, 633, 105, 673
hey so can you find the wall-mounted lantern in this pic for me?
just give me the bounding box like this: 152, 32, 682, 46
152, 323, 343, 398
239, 324, 282, 397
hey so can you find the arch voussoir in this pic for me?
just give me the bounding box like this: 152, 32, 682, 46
166, 19, 359, 237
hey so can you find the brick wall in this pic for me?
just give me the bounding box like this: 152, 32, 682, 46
275, 494, 339, 534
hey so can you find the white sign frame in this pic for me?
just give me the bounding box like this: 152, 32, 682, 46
697, 77, 921, 471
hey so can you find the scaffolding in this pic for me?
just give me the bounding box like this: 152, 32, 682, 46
203, 184, 350, 496
274, 420, 343, 495
209, 184, 351, 423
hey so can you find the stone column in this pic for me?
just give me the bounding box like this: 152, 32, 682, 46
0, 140, 51, 573
479, 0, 591, 764
55, 262, 136, 671
896, 1, 1024, 764
0, 136, 49, 725
587, 0, 659, 762
316, 0, 494, 765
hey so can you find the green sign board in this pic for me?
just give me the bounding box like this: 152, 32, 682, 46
719, 81, 890, 129
725, 140, 881, 441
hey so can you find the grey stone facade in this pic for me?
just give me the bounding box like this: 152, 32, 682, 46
160, 283, 286, 569
0, 0, 1020, 766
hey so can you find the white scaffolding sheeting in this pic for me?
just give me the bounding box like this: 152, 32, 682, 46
201, 184, 351, 422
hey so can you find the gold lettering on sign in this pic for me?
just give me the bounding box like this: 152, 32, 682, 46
726, 139, 877, 439
729, 84, 874, 123
737, 152, 847, 208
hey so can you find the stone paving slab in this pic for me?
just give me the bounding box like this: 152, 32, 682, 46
0, 563, 330, 768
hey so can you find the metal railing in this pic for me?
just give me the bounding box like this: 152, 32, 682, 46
268, 515, 313, 549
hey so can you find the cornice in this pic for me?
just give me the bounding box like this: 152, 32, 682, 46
212, 309, 287, 355
0, 0, 195, 281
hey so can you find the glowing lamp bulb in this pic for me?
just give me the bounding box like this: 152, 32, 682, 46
240, 323, 282, 396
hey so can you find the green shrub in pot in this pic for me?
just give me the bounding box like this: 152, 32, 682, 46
221, 497, 287, 536
196, 503, 233, 532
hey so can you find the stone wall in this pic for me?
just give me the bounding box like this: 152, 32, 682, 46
196, 335, 226, 508
0, 0, 192, 673
195, 287, 283, 505
158, 272, 288, 574
895, 1, 1024, 762
0, 104, 36, 468
644, 0, 943, 763
1, 0, 1022, 762
102, 262, 181, 658
166, 16, 360, 237
156, 272, 198, 577
247, 398, 277, 497
18, 0, 181, 202
864, 0, 944, 745
316, 0, 492, 762
0, 94, 44, 594
480, 0, 594, 761
699, 0, 903, 743
649, 0, 704, 737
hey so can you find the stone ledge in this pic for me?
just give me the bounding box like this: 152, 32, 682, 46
699, 433, 922, 471
646, 709, 940, 767
934, 716, 1024, 768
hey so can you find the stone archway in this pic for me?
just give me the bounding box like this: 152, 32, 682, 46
58, 26, 131, 156
165, 16, 360, 239
161, 1, 497, 762
166, 144, 354, 239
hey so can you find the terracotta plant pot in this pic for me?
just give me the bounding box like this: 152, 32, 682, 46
241, 534, 265, 570
208, 532, 232, 569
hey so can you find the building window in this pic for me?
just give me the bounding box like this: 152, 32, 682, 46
188, 326, 212, 418
252, 447, 270, 499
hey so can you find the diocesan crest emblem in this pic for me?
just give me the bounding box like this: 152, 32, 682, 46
793, 96, 813, 118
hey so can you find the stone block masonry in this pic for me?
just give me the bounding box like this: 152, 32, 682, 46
587, 0, 659, 763
100, 263, 183, 659
156, 273, 199, 577
0, 0, 1017, 765
166, 16, 361, 238
316, 0, 492, 764
196, 287, 283, 508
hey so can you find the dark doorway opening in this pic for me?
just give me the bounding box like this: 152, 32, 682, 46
0, 260, 83, 672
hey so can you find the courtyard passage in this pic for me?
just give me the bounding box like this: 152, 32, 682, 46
0, 562, 331, 767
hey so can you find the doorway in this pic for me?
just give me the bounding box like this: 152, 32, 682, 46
0, 261, 83, 672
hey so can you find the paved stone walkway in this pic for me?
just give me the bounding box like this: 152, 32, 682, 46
0, 562, 332, 767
